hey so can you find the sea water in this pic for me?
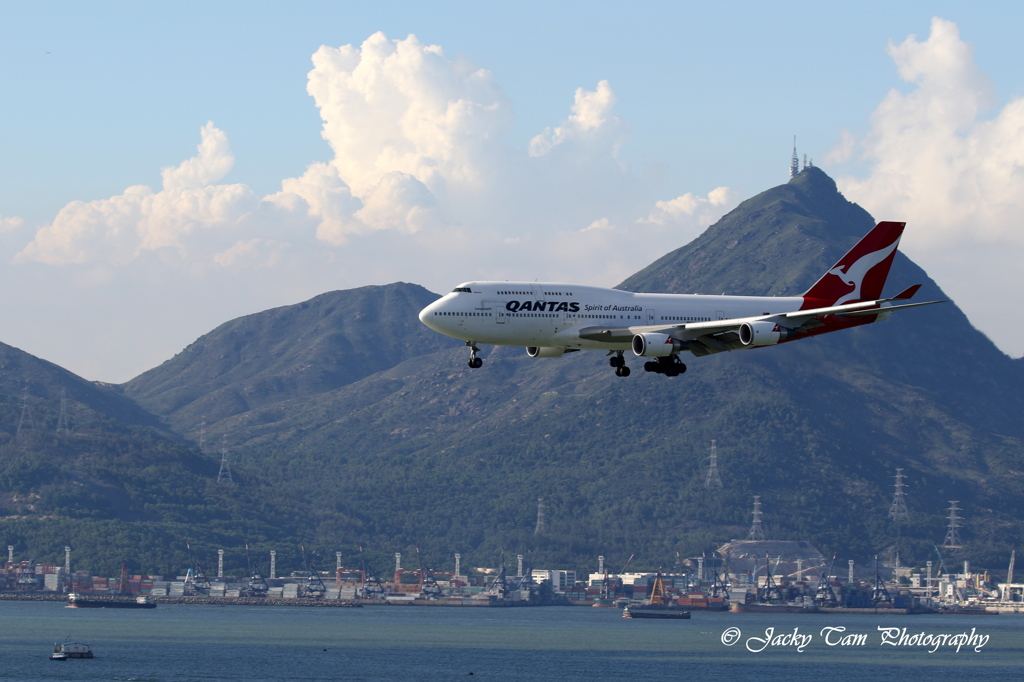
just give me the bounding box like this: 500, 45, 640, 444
0, 601, 1020, 681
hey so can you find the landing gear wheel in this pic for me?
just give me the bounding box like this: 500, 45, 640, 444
678, 363, 687, 374
466, 342, 482, 369
609, 355, 624, 368
619, 366, 630, 377
644, 361, 655, 372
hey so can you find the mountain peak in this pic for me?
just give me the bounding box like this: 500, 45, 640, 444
618, 167, 873, 296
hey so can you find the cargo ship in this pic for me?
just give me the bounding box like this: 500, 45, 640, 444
623, 605, 691, 619
67, 593, 156, 609
622, 573, 691, 619
731, 601, 817, 613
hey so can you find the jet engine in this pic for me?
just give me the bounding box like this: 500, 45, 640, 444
631, 333, 682, 357
738, 321, 796, 347
527, 347, 566, 358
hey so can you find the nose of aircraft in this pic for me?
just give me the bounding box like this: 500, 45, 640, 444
418, 301, 437, 329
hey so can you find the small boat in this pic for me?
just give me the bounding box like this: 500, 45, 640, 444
623, 605, 691, 619
50, 640, 93, 660
67, 593, 156, 609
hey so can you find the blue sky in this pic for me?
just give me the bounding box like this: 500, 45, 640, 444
2, 2, 1023, 380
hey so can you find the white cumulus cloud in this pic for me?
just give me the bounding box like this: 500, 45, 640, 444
0, 215, 24, 232
529, 80, 624, 157
8, 31, 740, 380
17, 122, 258, 266
833, 17, 1024, 356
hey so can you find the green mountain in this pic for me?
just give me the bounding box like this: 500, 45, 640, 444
0, 340, 167, 434
115, 167, 1024, 574
5, 168, 1022, 577
123, 283, 449, 441
0, 342, 313, 576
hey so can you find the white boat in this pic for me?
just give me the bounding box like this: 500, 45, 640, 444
49, 640, 93, 660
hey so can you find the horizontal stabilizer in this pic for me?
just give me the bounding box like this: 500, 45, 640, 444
893, 284, 922, 300
836, 299, 945, 318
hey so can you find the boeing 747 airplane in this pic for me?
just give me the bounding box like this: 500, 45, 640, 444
418, 221, 943, 377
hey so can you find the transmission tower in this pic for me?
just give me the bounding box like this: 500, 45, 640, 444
748, 496, 765, 541
534, 498, 546, 536
217, 435, 233, 484
16, 387, 35, 440
942, 501, 963, 548
790, 136, 799, 178
56, 388, 70, 436
198, 418, 206, 453
888, 468, 909, 522
704, 440, 723, 489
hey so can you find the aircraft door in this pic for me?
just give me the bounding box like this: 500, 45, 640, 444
485, 301, 505, 324
716, 310, 726, 320
647, 309, 656, 324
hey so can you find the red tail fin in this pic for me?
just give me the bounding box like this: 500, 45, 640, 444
801, 221, 905, 308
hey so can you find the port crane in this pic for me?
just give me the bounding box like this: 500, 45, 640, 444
601, 553, 634, 601
242, 542, 268, 597
184, 541, 212, 596
484, 548, 510, 599
756, 553, 784, 603
358, 545, 386, 599
813, 553, 839, 606
415, 546, 443, 599
300, 544, 326, 598
706, 551, 728, 599
871, 555, 892, 605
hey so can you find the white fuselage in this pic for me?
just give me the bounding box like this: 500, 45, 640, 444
418, 281, 804, 350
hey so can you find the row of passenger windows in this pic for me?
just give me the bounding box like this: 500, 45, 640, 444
496, 290, 573, 296
436, 311, 710, 322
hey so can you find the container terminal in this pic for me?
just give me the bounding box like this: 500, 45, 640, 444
1, 540, 1022, 613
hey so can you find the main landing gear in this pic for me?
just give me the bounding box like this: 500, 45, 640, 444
467, 342, 482, 369
609, 352, 630, 377
643, 356, 687, 377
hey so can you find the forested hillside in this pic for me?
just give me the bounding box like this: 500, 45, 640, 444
117, 168, 1024, 574
3, 168, 1022, 578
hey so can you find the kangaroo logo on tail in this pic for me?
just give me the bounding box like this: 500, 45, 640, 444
827, 239, 900, 306
802, 221, 905, 308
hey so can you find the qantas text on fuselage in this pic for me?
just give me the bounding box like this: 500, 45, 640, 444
418, 221, 943, 377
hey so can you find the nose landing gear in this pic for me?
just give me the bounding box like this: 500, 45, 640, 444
609, 351, 630, 377
467, 342, 483, 368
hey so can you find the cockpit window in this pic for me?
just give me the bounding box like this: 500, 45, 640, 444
452, 287, 472, 293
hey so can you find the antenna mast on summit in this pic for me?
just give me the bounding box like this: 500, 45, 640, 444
217, 435, 233, 484
704, 440, 723, 489
790, 136, 799, 178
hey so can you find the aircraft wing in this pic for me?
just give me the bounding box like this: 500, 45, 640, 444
577, 292, 944, 355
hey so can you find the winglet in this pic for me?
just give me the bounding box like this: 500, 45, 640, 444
892, 284, 921, 300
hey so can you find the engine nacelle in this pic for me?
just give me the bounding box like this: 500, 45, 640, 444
527, 347, 566, 358
631, 333, 682, 357
738, 321, 795, 347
